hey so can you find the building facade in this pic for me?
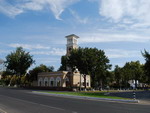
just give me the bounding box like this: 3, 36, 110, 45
37, 34, 91, 89
38, 70, 91, 88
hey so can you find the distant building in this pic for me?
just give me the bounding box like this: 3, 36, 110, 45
38, 70, 91, 88
128, 80, 147, 88
37, 34, 91, 89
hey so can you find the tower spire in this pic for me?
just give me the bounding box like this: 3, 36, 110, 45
65, 34, 79, 71
65, 34, 79, 56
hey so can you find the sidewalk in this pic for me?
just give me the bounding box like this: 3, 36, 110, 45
138, 100, 150, 105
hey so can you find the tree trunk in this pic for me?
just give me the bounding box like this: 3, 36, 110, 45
100, 79, 103, 90
135, 79, 137, 89
84, 74, 86, 90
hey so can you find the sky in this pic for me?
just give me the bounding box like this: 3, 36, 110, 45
0, 0, 150, 70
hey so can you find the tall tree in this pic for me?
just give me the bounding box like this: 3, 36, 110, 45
121, 61, 144, 88
66, 47, 111, 88
142, 50, 150, 83
94, 49, 112, 89
114, 65, 123, 89
5, 47, 35, 76
58, 56, 67, 71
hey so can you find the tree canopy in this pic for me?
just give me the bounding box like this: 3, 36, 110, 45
58, 56, 67, 71
114, 61, 144, 88
60, 47, 112, 88
114, 65, 123, 88
142, 50, 150, 83
28, 64, 54, 81
5, 47, 35, 76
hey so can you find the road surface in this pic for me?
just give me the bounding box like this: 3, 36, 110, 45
0, 87, 149, 113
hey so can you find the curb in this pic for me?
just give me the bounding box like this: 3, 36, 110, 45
32, 91, 139, 103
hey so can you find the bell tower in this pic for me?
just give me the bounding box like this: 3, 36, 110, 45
65, 34, 79, 56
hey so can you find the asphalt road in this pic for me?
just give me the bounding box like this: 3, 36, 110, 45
0, 87, 150, 113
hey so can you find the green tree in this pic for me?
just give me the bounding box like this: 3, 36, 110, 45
114, 65, 123, 89
66, 47, 111, 89
20, 75, 30, 86
5, 47, 35, 76
142, 50, 150, 83
28, 64, 54, 82
129, 61, 144, 84
121, 61, 144, 88
10, 75, 19, 86
2, 70, 14, 76
93, 49, 112, 89
58, 56, 67, 71
2, 75, 11, 86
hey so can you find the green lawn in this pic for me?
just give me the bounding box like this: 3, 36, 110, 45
34, 91, 131, 100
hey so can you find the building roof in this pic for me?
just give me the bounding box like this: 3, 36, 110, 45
38, 71, 68, 76
65, 34, 79, 39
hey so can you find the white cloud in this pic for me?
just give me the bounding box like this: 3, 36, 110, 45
0, 0, 79, 20
8, 43, 65, 56
35, 58, 60, 64
20, 1, 43, 11
9, 43, 50, 50
31, 48, 66, 56
98, 0, 150, 24
122, 19, 134, 24
79, 32, 150, 43
0, 0, 23, 17
105, 49, 141, 59
0, 59, 4, 64
100, 0, 123, 22
69, 9, 89, 24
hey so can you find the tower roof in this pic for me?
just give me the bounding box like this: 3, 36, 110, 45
65, 34, 79, 39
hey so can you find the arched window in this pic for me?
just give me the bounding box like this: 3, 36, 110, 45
56, 77, 61, 87
49, 77, 55, 87
44, 77, 48, 87
38, 78, 43, 86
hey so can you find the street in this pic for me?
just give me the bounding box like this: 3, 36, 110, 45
0, 87, 149, 113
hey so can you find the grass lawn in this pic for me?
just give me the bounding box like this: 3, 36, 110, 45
34, 91, 131, 100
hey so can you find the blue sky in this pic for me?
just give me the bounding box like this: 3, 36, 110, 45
0, 0, 150, 70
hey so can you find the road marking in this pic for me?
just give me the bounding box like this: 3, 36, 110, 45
0, 108, 7, 113
0, 94, 73, 112
72, 112, 78, 113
